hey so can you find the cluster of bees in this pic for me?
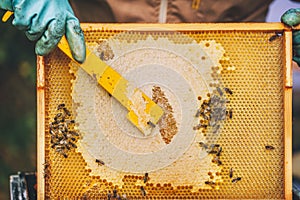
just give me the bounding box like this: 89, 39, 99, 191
49, 103, 79, 158
204, 165, 242, 187
194, 87, 233, 135
197, 87, 235, 187
199, 142, 223, 166
107, 189, 128, 200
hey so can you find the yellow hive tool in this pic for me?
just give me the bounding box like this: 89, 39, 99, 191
58, 37, 164, 135
2, 11, 164, 135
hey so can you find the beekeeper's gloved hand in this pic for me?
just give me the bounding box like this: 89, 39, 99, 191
281, 8, 300, 67
0, 0, 86, 63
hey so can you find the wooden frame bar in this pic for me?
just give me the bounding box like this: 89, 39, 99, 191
37, 56, 45, 200
284, 30, 293, 200
81, 22, 290, 31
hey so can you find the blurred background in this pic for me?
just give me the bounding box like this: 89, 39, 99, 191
0, 10, 36, 199
0, 0, 300, 199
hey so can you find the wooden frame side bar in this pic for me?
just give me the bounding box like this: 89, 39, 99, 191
37, 56, 46, 199
284, 31, 293, 200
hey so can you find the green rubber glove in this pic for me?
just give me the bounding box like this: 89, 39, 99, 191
281, 8, 300, 66
0, 0, 86, 63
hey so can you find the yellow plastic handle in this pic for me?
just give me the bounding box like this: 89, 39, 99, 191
2, 11, 13, 22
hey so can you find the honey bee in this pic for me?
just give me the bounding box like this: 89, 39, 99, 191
69, 131, 79, 136
229, 168, 233, 178
147, 121, 156, 128
51, 141, 60, 149
49, 128, 56, 135
195, 109, 201, 117
144, 172, 149, 183
194, 123, 208, 130
65, 144, 71, 150
216, 146, 222, 156
58, 149, 68, 158
224, 87, 233, 95
216, 87, 223, 96
199, 142, 209, 149
193, 124, 202, 130
207, 149, 218, 154
61, 126, 68, 133
140, 186, 146, 196
57, 103, 65, 110
54, 113, 63, 121
205, 181, 216, 187
202, 99, 211, 106
43, 162, 50, 178
66, 119, 75, 124
63, 107, 71, 116
212, 156, 222, 165
107, 191, 112, 200
113, 189, 118, 198
51, 120, 59, 125
69, 141, 77, 148
210, 144, 220, 148
269, 32, 283, 42
232, 177, 241, 183
95, 159, 105, 166
201, 112, 210, 120
226, 109, 233, 119
265, 145, 275, 150
212, 124, 220, 133
99, 51, 105, 61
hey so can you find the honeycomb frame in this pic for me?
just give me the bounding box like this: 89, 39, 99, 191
37, 23, 293, 199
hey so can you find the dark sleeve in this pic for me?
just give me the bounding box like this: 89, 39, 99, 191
69, 0, 116, 22
290, 0, 300, 2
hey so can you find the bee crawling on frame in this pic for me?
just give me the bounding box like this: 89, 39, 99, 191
195, 109, 201, 117
216, 87, 223, 96
113, 189, 118, 198
226, 109, 233, 119
229, 167, 234, 178
216, 146, 222, 156
224, 87, 233, 95
95, 159, 105, 166
144, 172, 149, 183
107, 191, 112, 200
199, 141, 209, 149
147, 121, 156, 128
232, 177, 242, 183
205, 180, 216, 188
57, 103, 65, 110
265, 145, 275, 150
269, 32, 283, 42
43, 162, 50, 178
140, 186, 146, 196
212, 156, 222, 166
